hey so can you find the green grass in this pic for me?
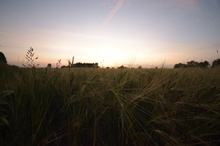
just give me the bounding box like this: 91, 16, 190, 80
0, 66, 220, 146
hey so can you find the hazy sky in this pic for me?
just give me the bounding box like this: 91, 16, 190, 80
0, 0, 220, 68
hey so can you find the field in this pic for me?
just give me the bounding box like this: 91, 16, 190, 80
0, 65, 220, 146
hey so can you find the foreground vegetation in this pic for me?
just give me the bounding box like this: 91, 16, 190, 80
0, 65, 220, 145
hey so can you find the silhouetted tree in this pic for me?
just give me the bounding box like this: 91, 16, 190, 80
94, 63, 99, 68
174, 60, 210, 68
175, 60, 210, 68
118, 65, 126, 69
212, 59, 220, 67
47, 63, 52, 68
198, 61, 209, 68
203, 60, 210, 67
174, 63, 187, 68
72, 62, 99, 68
187, 60, 199, 68
138, 66, 142, 69
0, 52, 7, 64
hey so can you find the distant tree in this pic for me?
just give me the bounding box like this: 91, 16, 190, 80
198, 61, 209, 68
138, 66, 142, 69
203, 60, 210, 68
212, 59, 220, 67
173, 63, 179, 68
174, 60, 210, 68
94, 63, 99, 68
0, 52, 7, 64
118, 65, 126, 69
174, 63, 187, 68
47, 63, 52, 68
187, 60, 199, 68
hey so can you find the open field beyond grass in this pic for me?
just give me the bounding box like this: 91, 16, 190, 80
0, 66, 220, 146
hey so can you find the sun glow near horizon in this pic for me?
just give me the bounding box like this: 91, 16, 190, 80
2, 28, 215, 68
1, 0, 219, 68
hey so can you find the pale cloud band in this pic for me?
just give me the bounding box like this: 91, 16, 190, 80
102, 0, 126, 28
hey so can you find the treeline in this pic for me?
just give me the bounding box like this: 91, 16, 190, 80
174, 59, 220, 68
1, 50, 220, 69
61, 62, 99, 68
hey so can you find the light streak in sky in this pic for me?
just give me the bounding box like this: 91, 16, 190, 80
102, 0, 126, 28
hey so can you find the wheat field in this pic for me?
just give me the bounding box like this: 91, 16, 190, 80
0, 65, 220, 146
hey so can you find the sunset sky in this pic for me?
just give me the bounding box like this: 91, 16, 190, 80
0, 0, 220, 68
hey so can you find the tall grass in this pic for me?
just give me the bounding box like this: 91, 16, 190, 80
0, 66, 220, 145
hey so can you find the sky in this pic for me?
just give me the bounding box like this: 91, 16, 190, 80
0, 0, 220, 68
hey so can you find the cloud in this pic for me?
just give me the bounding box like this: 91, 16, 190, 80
102, 0, 126, 28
